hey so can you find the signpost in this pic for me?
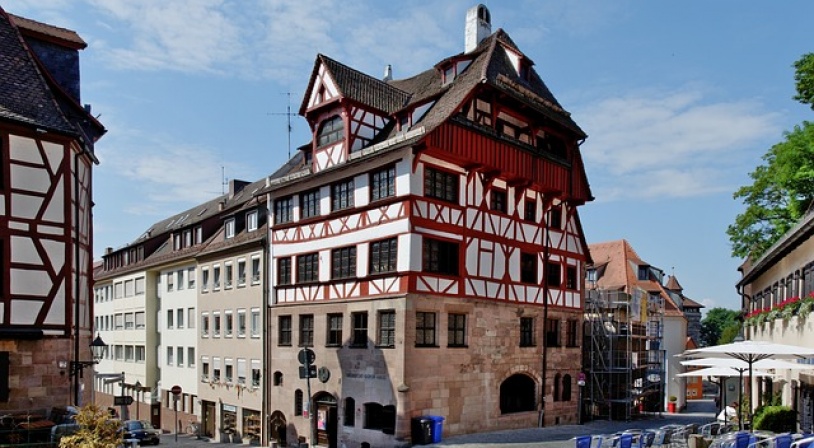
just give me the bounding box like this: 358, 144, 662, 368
171, 385, 182, 442
299, 348, 316, 447
114, 396, 134, 406
577, 372, 586, 425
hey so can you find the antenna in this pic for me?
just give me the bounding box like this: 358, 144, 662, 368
268, 92, 297, 159
221, 166, 228, 195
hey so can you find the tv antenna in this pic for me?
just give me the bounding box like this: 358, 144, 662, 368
221, 166, 228, 195
268, 92, 297, 159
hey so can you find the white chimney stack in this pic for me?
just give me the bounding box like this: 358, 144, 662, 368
383, 64, 393, 82
465, 4, 491, 53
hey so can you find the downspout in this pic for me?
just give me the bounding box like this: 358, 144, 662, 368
73, 148, 82, 406
262, 191, 272, 446
540, 202, 551, 427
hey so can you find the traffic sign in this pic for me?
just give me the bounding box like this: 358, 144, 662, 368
298, 348, 315, 366
114, 396, 134, 406
171, 385, 182, 396
299, 365, 317, 379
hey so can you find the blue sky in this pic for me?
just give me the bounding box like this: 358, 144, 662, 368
7, 0, 814, 312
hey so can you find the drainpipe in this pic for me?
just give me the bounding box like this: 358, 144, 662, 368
73, 149, 82, 406
540, 206, 551, 427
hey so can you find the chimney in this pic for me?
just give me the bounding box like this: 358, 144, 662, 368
383, 64, 393, 82
465, 4, 491, 53
229, 179, 250, 198
105, 247, 113, 255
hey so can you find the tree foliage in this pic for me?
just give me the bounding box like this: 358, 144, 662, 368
59, 404, 122, 448
728, 51, 814, 260
700, 307, 740, 346
794, 53, 814, 109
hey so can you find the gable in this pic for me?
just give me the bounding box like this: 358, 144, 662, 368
305, 62, 341, 111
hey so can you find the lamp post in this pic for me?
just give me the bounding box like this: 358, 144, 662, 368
134, 381, 141, 420
70, 333, 107, 405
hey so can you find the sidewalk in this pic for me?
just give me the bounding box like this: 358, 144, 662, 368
426, 399, 719, 448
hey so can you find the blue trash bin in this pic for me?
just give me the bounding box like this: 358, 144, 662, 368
576, 435, 592, 448
427, 416, 445, 443
618, 434, 633, 448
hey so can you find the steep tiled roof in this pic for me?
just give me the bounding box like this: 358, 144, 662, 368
7, 13, 86, 49
588, 239, 685, 317
0, 8, 75, 133
665, 274, 683, 292
681, 296, 704, 309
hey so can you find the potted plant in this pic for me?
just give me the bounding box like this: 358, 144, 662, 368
668, 395, 677, 413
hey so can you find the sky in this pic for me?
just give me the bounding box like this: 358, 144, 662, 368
5, 0, 814, 313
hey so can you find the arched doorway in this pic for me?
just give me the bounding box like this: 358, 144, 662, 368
268, 411, 287, 446
500, 373, 536, 414
313, 392, 337, 448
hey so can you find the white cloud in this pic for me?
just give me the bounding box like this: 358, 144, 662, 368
575, 87, 781, 201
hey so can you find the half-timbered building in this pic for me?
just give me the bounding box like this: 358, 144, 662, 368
264, 5, 592, 446
0, 8, 105, 410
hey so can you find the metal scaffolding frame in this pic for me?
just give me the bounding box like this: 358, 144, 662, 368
583, 288, 665, 421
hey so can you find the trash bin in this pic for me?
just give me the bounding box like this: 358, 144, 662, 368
411, 417, 432, 445
576, 435, 592, 448
619, 433, 633, 448
427, 416, 445, 444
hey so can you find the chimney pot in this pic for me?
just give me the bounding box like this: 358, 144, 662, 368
465, 4, 491, 53
383, 64, 393, 82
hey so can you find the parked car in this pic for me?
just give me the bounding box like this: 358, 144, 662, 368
122, 420, 160, 445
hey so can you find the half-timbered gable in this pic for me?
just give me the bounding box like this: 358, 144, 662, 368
0, 8, 105, 409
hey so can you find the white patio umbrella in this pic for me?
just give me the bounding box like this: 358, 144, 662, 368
682, 340, 814, 428
680, 357, 814, 370
676, 366, 777, 378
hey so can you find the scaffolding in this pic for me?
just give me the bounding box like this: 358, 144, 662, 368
583, 288, 665, 421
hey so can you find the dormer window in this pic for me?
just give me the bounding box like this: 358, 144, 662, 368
225, 218, 236, 239
247, 210, 258, 232
317, 115, 343, 147
443, 64, 455, 85
638, 265, 650, 281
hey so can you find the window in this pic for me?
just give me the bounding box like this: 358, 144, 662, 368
176, 270, 184, 290
566, 266, 578, 290
299, 315, 314, 346
114, 313, 123, 330
274, 196, 293, 224
370, 238, 397, 274
251, 360, 261, 387
225, 358, 234, 383
177, 308, 184, 328
251, 308, 260, 337
201, 268, 210, 292
125, 345, 134, 361
586, 268, 597, 284
491, 189, 507, 213
424, 167, 458, 203
300, 189, 320, 219
297, 253, 319, 283
177, 347, 184, 366
251, 257, 261, 284
331, 246, 357, 279
370, 166, 396, 201
520, 317, 535, 347
213, 265, 221, 289
521, 253, 537, 284
423, 238, 459, 276
553, 373, 561, 402
351, 312, 368, 348
188, 308, 195, 329
294, 390, 304, 416
448, 313, 467, 347
225, 263, 233, 288
136, 346, 146, 363
278, 316, 292, 346
548, 205, 562, 228
166, 273, 174, 292
331, 178, 355, 211
638, 265, 650, 281
317, 115, 343, 147
237, 259, 246, 286
124, 313, 134, 330
247, 210, 258, 231
546, 262, 561, 287
202, 358, 210, 381
416, 312, 436, 347
344, 398, 355, 427
213, 357, 221, 382
188, 347, 195, 367
566, 319, 579, 347
213, 312, 221, 337
135, 312, 145, 329
225, 310, 234, 337
225, 218, 236, 239
237, 309, 247, 337
378, 311, 396, 347
546, 318, 561, 347
524, 200, 536, 222
201, 313, 209, 337
562, 374, 572, 401
273, 371, 283, 386
167, 310, 174, 329
363, 403, 395, 434
237, 358, 247, 385
186, 267, 196, 289
167, 347, 174, 366
327, 314, 343, 346
277, 257, 292, 285
195, 226, 203, 244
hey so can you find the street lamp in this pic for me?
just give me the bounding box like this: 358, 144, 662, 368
134, 381, 141, 420
69, 333, 108, 405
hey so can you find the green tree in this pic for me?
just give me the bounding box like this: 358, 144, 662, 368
700, 307, 740, 346
794, 53, 814, 109
59, 404, 122, 448
718, 322, 742, 345
728, 51, 814, 259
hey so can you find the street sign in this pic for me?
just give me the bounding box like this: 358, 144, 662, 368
171, 385, 182, 396
299, 365, 317, 379
577, 372, 586, 386
114, 396, 134, 406
298, 348, 315, 366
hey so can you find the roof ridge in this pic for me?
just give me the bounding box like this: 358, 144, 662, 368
319, 53, 411, 98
